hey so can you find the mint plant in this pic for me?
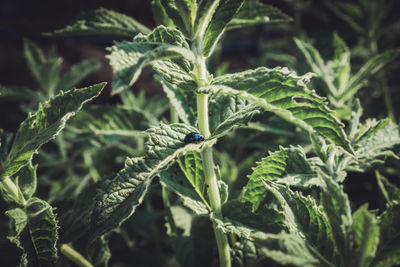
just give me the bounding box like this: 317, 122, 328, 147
294, 33, 400, 119
1, 1, 400, 267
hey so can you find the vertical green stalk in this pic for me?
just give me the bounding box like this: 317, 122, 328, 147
191, 4, 231, 263
196, 65, 231, 267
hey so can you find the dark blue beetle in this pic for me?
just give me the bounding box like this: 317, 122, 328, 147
184, 132, 205, 144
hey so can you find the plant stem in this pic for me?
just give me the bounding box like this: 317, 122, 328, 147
193, 15, 231, 265
202, 146, 231, 267
197, 93, 231, 267
60, 244, 93, 267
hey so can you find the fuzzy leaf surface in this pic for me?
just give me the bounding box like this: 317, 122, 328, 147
240, 149, 287, 211
227, 1, 292, 30
91, 123, 215, 238
6, 198, 58, 267
240, 146, 322, 210
351, 205, 380, 267
209, 95, 261, 138
319, 173, 352, 264
199, 67, 352, 152
1, 82, 106, 177
351, 119, 400, 171
107, 26, 196, 95
221, 181, 335, 265
254, 232, 333, 267
48, 8, 150, 37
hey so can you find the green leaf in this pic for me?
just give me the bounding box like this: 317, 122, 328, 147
376, 173, 400, 205
319, 172, 352, 265
57, 59, 101, 92
199, 67, 353, 152
219, 181, 336, 266
262, 181, 335, 260
350, 119, 400, 171
107, 26, 196, 95
372, 203, 400, 267
310, 134, 350, 183
240, 149, 287, 211
47, 8, 150, 37
24, 39, 63, 94
240, 146, 322, 207
1, 82, 106, 178
278, 146, 321, 189
158, 77, 196, 126
177, 151, 209, 207
15, 161, 37, 201
351, 205, 380, 267
160, 163, 209, 214
209, 95, 261, 138
253, 232, 333, 267
342, 48, 400, 103
227, 1, 292, 30
91, 123, 216, 238
6, 198, 58, 267
159, 0, 197, 37
0, 85, 44, 102
222, 200, 286, 236
201, 0, 244, 57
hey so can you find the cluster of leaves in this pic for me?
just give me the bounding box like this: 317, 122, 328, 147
1, 1, 400, 267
